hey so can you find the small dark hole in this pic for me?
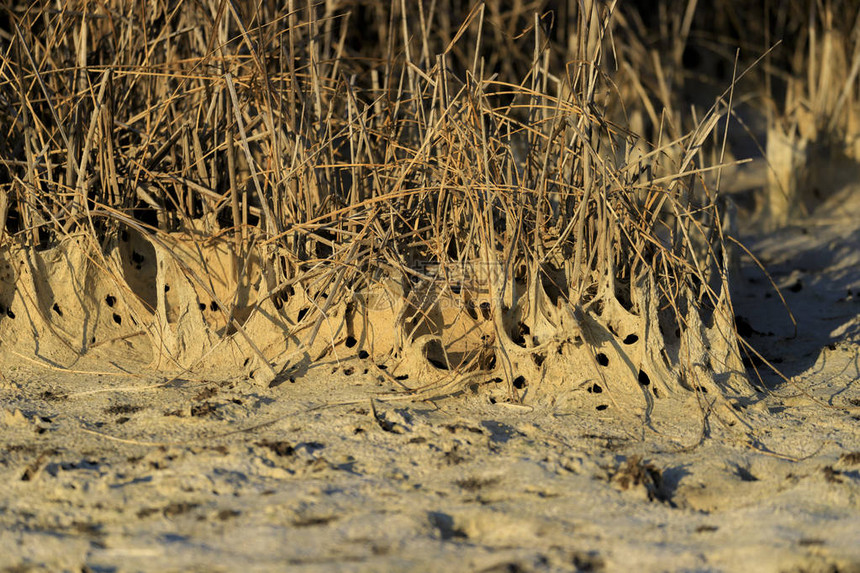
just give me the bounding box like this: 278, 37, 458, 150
595, 353, 609, 366
596, 404, 608, 411
511, 322, 530, 346
52, 303, 63, 316
652, 386, 660, 398
242, 358, 250, 367
91, 336, 96, 343
164, 284, 170, 292
623, 334, 638, 345
120, 230, 129, 242
734, 315, 754, 338
345, 336, 357, 348
465, 303, 478, 320
513, 375, 527, 389
511, 331, 525, 346
112, 313, 122, 325
479, 302, 491, 320
788, 280, 803, 293
0, 304, 4, 314
395, 374, 409, 381
532, 353, 545, 367
638, 370, 650, 386
358, 350, 369, 359
6, 308, 15, 319
198, 303, 206, 311
343, 367, 354, 376
209, 301, 219, 311
131, 251, 144, 264
297, 307, 308, 321
588, 383, 603, 394
105, 295, 116, 307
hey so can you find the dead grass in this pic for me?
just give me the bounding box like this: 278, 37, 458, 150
0, 0, 854, 425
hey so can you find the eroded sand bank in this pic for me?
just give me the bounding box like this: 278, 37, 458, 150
1, 190, 859, 572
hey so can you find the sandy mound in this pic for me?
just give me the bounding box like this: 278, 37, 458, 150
0, 218, 752, 425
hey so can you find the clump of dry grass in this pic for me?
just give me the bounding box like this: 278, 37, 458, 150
615, 0, 860, 224
761, 0, 860, 223
0, 0, 776, 422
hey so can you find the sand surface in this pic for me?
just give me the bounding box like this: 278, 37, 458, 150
1, 190, 859, 573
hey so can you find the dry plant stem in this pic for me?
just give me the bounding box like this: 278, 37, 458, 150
226, 90, 243, 278
225, 73, 276, 236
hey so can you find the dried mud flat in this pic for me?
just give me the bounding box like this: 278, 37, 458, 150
1, 191, 859, 573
